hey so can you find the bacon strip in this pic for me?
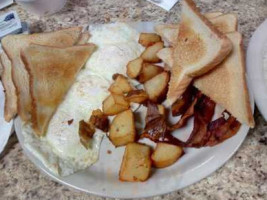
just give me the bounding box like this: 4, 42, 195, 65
170, 91, 202, 130
185, 95, 215, 147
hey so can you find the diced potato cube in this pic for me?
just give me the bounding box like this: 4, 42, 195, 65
144, 71, 170, 102
119, 143, 151, 182
151, 143, 183, 168
109, 109, 136, 147
109, 74, 132, 94
102, 94, 129, 116
126, 57, 143, 78
138, 33, 162, 47
125, 89, 148, 103
79, 120, 95, 149
138, 63, 164, 83
141, 41, 164, 63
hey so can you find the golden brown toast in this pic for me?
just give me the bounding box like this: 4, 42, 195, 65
1, 27, 82, 122
157, 13, 238, 69
194, 32, 254, 127
1, 52, 17, 122
155, 13, 237, 47
21, 43, 96, 136
76, 32, 90, 44
166, 0, 232, 105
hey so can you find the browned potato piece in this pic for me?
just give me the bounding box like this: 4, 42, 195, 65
79, 120, 95, 149
89, 109, 109, 132
157, 104, 166, 117
138, 63, 164, 83
138, 33, 162, 47
144, 71, 170, 102
151, 143, 183, 168
141, 41, 164, 63
126, 57, 143, 78
102, 94, 129, 116
109, 110, 136, 147
119, 143, 151, 182
125, 89, 148, 103
109, 74, 132, 95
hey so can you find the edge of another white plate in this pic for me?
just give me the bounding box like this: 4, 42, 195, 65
247, 18, 267, 120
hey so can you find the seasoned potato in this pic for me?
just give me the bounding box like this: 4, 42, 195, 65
126, 57, 143, 78
79, 120, 95, 149
151, 143, 183, 168
138, 33, 162, 47
138, 63, 164, 83
109, 109, 136, 147
141, 41, 164, 63
157, 104, 166, 118
89, 109, 109, 132
144, 71, 170, 102
109, 74, 132, 95
119, 143, 151, 182
102, 94, 129, 115
125, 89, 148, 103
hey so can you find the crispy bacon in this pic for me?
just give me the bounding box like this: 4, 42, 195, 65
141, 102, 186, 146
141, 89, 241, 148
171, 85, 197, 116
169, 91, 202, 130
205, 114, 241, 146
185, 95, 216, 147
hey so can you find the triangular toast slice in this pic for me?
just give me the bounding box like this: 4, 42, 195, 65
1, 52, 17, 122
166, 0, 232, 105
76, 32, 90, 44
1, 27, 82, 121
155, 13, 237, 46
157, 14, 238, 69
194, 32, 254, 127
21, 44, 96, 136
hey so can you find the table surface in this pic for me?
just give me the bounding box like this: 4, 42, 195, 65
0, 0, 266, 199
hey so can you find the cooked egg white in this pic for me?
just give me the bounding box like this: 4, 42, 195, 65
22, 22, 144, 176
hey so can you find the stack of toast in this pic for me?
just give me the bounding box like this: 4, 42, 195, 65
155, 0, 254, 127
0, 28, 95, 136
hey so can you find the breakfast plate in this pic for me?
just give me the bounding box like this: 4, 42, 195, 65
15, 22, 254, 198
247, 18, 267, 120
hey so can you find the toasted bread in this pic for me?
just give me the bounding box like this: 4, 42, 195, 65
156, 47, 174, 67
154, 12, 222, 46
0, 56, 2, 76
76, 32, 90, 44
166, 0, 232, 105
154, 24, 179, 46
155, 13, 236, 47
204, 12, 222, 19
2, 27, 82, 121
21, 44, 96, 136
210, 14, 238, 33
157, 13, 238, 70
1, 52, 17, 122
194, 32, 254, 127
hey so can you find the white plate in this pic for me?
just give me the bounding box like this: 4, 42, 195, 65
0, 81, 13, 154
247, 18, 267, 120
15, 22, 254, 198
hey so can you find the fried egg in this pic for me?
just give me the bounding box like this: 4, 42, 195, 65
22, 22, 144, 176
